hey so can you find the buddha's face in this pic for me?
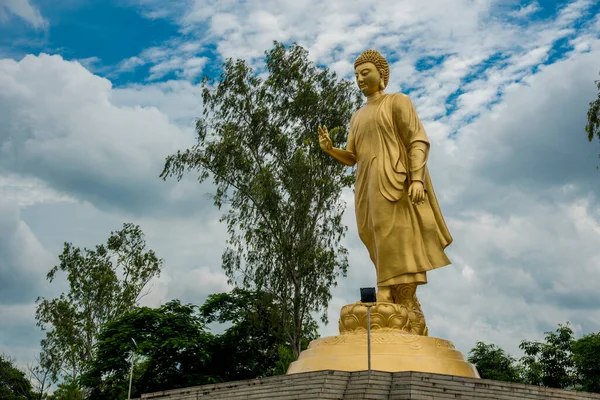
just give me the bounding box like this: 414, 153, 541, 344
355, 62, 382, 96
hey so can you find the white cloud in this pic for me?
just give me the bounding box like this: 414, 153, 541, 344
556, 0, 594, 26
509, 2, 540, 18
111, 79, 205, 127
0, 174, 75, 207
147, 55, 208, 80
0, 54, 207, 214
75, 56, 103, 72
116, 40, 212, 81
117, 55, 146, 72
0, 0, 47, 29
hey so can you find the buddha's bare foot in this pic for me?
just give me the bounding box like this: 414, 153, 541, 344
376, 285, 394, 302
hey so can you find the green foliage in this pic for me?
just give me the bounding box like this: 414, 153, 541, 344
585, 74, 600, 164
35, 223, 162, 385
519, 323, 576, 389
81, 300, 214, 399
82, 289, 318, 397
572, 332, 600, 393
467, 342, 523, 383
272, 344, 298, 376
468, 324, 600, 395
200, 288, 318, 380
0, 354, 34, 400
47, 378, 83, 400
160, 42, 361, 358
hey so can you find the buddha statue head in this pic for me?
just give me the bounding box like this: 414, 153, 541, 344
354, 49, 390, 96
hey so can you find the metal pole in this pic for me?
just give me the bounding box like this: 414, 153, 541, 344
367, 306, 372, 378
128, 350, 134, 400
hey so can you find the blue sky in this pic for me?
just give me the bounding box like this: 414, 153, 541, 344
4, 0, 598, 89
1, 0, 179, 82
1, 0, 600, 390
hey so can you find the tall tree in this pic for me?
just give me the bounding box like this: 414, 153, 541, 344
35, 223, 162, 385
585, 73, 600, 163
160, 42, 361, 358
519, 323, 576, 389
467, 342, 523, 383
80, 300, 214, 399
0, 354, 34, 400
572, 332, 600, 393
200, 288, 318, 380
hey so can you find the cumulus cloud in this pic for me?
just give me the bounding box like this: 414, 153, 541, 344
0, 54, 212, 216
111, 79, 205, 127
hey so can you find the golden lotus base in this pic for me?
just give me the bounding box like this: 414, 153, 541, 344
286, 330, 480, 378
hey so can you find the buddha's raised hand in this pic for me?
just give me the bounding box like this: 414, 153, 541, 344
318, 125, 333, 154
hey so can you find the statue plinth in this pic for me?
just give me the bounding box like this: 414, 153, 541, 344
287, 302, 479, 378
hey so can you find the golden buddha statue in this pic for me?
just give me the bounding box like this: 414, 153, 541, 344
319, 49, 452, 314
286, 50, 477, 378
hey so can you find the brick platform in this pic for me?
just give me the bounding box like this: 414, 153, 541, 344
140, 370, 600, 400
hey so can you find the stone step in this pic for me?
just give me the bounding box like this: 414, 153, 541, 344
144, 379, 348, 399
141, 370, 600, 400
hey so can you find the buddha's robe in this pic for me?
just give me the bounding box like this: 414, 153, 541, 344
347, 93, 452, 286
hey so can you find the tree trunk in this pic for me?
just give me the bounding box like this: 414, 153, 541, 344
292, 277, 302, 360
